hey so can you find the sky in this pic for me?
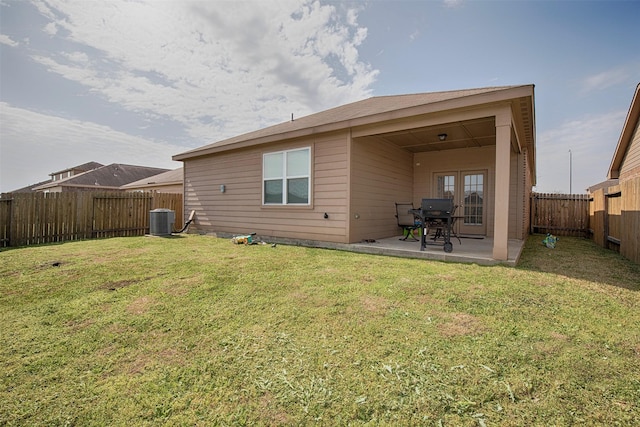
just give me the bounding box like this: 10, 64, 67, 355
1, 0, 639, 194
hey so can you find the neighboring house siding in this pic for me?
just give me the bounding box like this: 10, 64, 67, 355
349, 137, 414, 242
619, 117, 640, 180
183, 132, 350, 243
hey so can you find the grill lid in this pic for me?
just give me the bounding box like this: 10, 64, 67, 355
420, 198, 453, 217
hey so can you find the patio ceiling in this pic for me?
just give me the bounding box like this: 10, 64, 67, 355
368, 116, 496, 153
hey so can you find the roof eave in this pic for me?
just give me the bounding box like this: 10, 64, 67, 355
121, 181, 182, 189
608, 83, 640, 179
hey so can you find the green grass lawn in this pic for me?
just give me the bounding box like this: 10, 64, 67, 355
1, 235, 639, 426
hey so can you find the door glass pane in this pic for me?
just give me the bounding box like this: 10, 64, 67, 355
463, 174, 483, 225
437, 175, 455, 199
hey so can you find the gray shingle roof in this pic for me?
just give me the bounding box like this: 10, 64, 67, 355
174, 85, 524, 160
49, 161, 104, 177
34, 164, 170, 190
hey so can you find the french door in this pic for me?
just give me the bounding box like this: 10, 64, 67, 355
434, 170, 487, 236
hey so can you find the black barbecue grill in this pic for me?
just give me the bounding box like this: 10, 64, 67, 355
415, 198, 455, 253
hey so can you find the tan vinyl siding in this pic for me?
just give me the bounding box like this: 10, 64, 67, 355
349, 136, 413, 242
619, 118, 640, 180
183, 131, 350, 243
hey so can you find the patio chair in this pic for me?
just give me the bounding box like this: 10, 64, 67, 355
395, 202, 422, 241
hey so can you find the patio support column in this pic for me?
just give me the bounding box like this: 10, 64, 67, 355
493, 107, 512, 261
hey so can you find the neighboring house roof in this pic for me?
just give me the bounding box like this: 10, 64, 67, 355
10, 179, 53, 193
608, 83, 640, 179
6, 161, 105, 193
174, 85, 535, 161
33, 163, 170, 191
120, 168, 183, 190
49, 161, 104, 177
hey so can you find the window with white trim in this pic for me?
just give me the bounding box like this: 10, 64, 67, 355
263, 147, 310, 205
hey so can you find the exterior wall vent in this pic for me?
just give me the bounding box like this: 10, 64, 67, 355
149, 208, 175, 236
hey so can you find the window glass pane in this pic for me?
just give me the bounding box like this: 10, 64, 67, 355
287, 178, 309, 204
264, 180, 283, 204
287, 149, 309, 176
264, 153, 283, 179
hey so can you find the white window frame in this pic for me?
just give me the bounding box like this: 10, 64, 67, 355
262, 147, 311, 205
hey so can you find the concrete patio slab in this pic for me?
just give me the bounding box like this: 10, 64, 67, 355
347, 235, 525, 266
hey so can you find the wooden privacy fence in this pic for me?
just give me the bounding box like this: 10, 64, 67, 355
530, 192, 590, 237
589, 176, 640, 264
0, 192, 182, 248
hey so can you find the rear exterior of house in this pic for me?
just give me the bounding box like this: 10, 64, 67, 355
174, 85, 536, 261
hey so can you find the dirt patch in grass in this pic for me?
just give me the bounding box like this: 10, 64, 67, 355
289, 290, 309, 302
533, 333, 570, 358
126, 296, 155, 315
99, 279, 139, 291
162, 281, 191, 296
35, 261, 64, 270
258, 392, 291, 425
99, 276, 158, 291
66, 318, 95, 332
435, 273, 457, 282
127, 355, 150, 375
550, 331, 570, 341
360, 295, 391, 314
437, 312, 485, 337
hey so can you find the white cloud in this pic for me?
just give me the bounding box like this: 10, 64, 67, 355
443, 0, 464, 9
0, 33, 18, 47
0, 103, 182, 192
535, 110, 626, 193
43, 21, 57, 36
582, 67, 631, 93
27, 0, 378, 142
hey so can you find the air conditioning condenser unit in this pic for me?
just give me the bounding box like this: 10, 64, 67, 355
149, 208, 175, 236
